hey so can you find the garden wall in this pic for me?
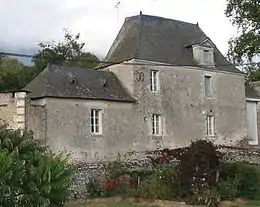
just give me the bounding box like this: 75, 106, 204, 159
69, 146, 260, 199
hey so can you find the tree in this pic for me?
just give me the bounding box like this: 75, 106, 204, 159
33, 30, 100, 70
225, 0, 260, 81
0, 125, 75, 206
0, 56, 38, 91
0, 55, 24, 73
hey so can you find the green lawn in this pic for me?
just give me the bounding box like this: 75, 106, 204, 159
66, 202, 150, 207
231, 200, 260, 207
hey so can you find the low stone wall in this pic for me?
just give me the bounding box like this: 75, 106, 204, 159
69, 147, 260, 199
70, 162, 105, 199
69, 158, 153, 199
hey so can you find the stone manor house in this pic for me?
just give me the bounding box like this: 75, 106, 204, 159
1, 13, 259, 162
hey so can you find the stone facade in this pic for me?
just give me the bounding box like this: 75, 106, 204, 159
27, 99, 47, 140
0, 60, 248, 163
107, 59, 247, 148
0, 91, 27, 131
23, 59, 247, 162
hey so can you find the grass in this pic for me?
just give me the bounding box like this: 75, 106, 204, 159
234, 200, 260, 207
246, 200, 260, 206
228, 199, 260, 207
66, 202, 151, 207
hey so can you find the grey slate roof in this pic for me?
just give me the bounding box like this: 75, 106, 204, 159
24, 64, 135, 102
104, 13, 242, 74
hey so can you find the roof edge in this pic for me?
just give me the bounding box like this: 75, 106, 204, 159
126, 13, 198, 26
30, 95, 136, 103
0, 89, 31, 93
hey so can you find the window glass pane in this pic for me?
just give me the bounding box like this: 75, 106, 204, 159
206, 115, 214, 135
150, 70, 158, 92
152, 115, 155, 134
95, 125, 99, 133
91, 109, 101, 134
152, 114, 161, 135
95, 118, 99, 125
150, 71, 153, 91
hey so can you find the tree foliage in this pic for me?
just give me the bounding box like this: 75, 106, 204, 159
0, 55, 24, 73
0, 30, 100, 92
226, 0, 260, 64
0, 55, 38, 91
33, 30, 100, 70
0, 125, 75, 207
225, 0, 260, 81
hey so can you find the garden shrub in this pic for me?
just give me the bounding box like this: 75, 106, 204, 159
218, 162, 260, 200
172, 140, 222, 206
85, 139, 260, 207
189, 186, 220, 207
217, 176, 240, 200
138, 164, 180, 200
0, 125, 75, 207
91, 157, 139, 198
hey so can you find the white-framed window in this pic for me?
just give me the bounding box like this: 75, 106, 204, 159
152, 114, 162, 135
150, 70, 159, 92
204, 75, 212, 97
206, 115, 215, 136
91, 109, 102, 134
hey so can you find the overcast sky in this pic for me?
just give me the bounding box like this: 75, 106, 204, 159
0, 0, 236, 61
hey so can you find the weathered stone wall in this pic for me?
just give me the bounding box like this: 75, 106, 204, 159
107, 59, 247, 151
27, 98, 47, 140
0, 91, 27, 130
45, 98, 136, 162
70, 162, 105, 199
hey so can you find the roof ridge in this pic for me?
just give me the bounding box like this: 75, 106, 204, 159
126, 13, 198, 26
44, 64, 51, 97
134, 12, 143, 58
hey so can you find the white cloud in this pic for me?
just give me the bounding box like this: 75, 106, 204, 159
0, 0, 236, 59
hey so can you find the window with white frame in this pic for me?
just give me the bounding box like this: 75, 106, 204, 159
91, 109, 102, 134
152, 114, 162, 135
204, 75, 212, 97
206, 115, 215, 136
150, 70, 159, 92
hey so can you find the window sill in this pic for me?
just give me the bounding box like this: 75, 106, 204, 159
90, 133, 103, 138
150, 91, 160, 94
248, 140, 258, 146
152, 135, 163, 141
204, 96, 215, 100
206, 135, 217, 141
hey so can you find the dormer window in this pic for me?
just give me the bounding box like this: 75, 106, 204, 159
203, 49, 213, 66
192, 39, 215, 67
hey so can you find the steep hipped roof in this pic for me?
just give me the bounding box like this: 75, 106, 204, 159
105, 13, 241, 74
24, 64, 135, 102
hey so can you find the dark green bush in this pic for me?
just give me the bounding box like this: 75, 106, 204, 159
0, 125, 75, 207
217, 176, 240, 200
138, 164, 180, 200
218, 162, 260, 200
189, 186, 220, 207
